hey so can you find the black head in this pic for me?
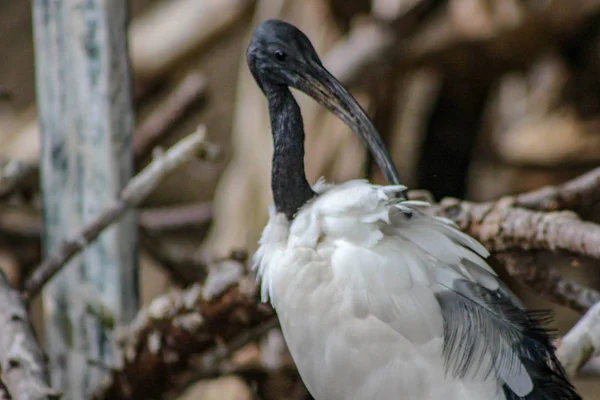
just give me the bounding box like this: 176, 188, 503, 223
247, 19, 322, 94
247, 19, 404, 187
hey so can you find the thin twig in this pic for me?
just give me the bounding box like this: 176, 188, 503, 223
556, 301, 600, 378
0, 201, 212, 241
515, 166, 600, 212
134, 73, 207, 160
0, 270, 61, 400
23, 126, 216, 300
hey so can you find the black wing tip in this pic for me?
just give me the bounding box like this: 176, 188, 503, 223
437, 282, 582, 400
502, 367, 582, 400
503, 308, 582, 400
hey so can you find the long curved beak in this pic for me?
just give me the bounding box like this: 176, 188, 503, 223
295, 63, 404, 190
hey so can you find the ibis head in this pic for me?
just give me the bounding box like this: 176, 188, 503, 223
247, 19, 403, 188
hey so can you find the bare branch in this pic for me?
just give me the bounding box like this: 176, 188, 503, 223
92, 258, 274, 400
0, 270, 61, 400
556, 301, 600, 378
0, 200, 212, 241
434, 198, 600, 260
134, 73, 207, 161
515, 166, 600, 212
23, 126, 217, 300
495, 252, 600, 313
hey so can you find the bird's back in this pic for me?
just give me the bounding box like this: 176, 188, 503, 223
254, 179, 579, 400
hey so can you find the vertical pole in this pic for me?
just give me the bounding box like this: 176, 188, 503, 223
31, 1, 138, 398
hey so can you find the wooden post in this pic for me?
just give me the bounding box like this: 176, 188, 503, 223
31, 1, 138, 398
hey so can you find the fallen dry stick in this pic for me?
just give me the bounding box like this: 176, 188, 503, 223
92, 258, 274, 400
23, 126, 218, 300
0, 271, 61, 400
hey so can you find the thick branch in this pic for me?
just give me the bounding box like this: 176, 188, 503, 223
556, 301, 600, 378
23, 126, 217, 300
92, 259, 274, 400
0, 271, 60, 400
434, 198, 600, 259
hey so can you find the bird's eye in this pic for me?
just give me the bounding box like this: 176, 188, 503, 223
274, 50, 287, 61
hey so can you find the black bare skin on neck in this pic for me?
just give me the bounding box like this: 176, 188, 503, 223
266, 86, 315, 220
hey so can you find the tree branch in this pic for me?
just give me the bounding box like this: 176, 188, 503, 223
515, 166, 600, 212
0, 270, 60, 400
556, 301, 600, 378
0, 200, 213, 241
495, 252, 600, 313
92, 258, 274, 400
23, 126, 217, 300
434, 198, 600, 260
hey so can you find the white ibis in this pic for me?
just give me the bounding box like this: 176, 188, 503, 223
247, 19, 581, 400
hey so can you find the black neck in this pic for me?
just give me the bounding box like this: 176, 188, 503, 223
266, 86, 315, 220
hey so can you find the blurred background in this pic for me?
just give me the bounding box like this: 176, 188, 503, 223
1, 0, 600, 398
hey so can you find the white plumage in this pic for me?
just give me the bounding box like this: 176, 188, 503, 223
255, 180, 511, 400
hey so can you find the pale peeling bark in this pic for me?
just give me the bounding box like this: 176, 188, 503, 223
32, 1, 137, 398
0, 271, 61, 400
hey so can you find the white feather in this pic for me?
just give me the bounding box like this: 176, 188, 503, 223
253, 180, 516, 400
